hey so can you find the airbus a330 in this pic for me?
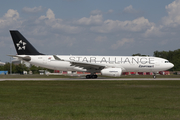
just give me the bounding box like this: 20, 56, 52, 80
9, 30, 174, 79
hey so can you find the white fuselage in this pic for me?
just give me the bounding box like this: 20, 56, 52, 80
18, 55, 174, 73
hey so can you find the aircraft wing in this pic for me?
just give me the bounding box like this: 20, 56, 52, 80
53, 55, 105, 71
69, 61, 105, 70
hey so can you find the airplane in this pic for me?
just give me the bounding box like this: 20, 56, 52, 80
9, 30, 174, 79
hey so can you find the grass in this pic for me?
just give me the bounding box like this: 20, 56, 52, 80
0, 74, 79, 78
0, 80, 180, 120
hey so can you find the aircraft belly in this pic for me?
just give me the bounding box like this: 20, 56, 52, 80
49, 61, 71, 70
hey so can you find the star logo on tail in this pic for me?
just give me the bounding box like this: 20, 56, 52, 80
16, 40, 26, 50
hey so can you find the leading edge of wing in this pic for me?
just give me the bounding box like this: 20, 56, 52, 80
53, 55, 105, 70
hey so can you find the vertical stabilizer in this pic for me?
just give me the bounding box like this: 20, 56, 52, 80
10, 30, 43, 55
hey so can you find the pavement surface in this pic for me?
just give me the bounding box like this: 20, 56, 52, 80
1, 78, 180, 81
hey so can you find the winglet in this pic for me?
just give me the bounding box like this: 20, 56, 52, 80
53, 55, 64, 61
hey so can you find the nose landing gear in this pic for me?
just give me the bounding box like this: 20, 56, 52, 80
153, 72, 157, 79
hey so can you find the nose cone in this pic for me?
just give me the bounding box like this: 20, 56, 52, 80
166, 62, 174, 70
170, 63, 174, 68
163, 62, 174, 71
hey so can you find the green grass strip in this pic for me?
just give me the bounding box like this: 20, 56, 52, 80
0, 80, 180, 120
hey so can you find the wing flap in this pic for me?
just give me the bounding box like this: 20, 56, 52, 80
70, 61, 105, 70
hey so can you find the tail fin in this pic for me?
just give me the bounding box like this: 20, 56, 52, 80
10, 30, 43, 55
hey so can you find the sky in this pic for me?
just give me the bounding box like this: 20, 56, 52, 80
0, 0, 180, 62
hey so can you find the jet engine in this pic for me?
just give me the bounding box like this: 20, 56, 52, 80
101, 68, 122, 77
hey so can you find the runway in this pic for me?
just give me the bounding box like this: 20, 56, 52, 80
1, 78, 180, 81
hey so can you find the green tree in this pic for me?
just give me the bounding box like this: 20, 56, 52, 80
3, 63, 10, 73
0, 65, 4, 71
132, 53, 147, 56
13, 64, 28, 74
29, 65, 39, 74
29, 65, 52, 74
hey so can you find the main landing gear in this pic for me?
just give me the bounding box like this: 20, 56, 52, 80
86, 74, 98, 79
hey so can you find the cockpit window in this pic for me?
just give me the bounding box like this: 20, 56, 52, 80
165, 61, 169, 63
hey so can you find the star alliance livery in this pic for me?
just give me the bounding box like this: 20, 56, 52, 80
9, 30, 174, 78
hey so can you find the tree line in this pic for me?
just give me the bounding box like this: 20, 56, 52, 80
0, 63, 53, 74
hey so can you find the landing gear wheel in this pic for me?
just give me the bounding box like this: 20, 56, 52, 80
86, 75, 91, 79
86, 75, 98, 79
92, 75, 98, 79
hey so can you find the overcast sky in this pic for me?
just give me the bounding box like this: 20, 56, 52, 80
0, 0, 180, 62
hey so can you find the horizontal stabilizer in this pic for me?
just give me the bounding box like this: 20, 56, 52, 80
8, 55, 31, 61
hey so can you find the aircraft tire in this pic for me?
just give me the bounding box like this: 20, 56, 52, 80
86, 75, 91, 79
91, 75, 98, 79
86, 75, 98, 79
94, 75, 98, 79
153, 75, 156, 79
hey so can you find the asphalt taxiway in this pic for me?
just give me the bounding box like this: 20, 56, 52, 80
1, 78, 180, 81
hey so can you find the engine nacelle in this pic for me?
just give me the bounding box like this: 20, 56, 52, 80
101, 68, 122, 77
